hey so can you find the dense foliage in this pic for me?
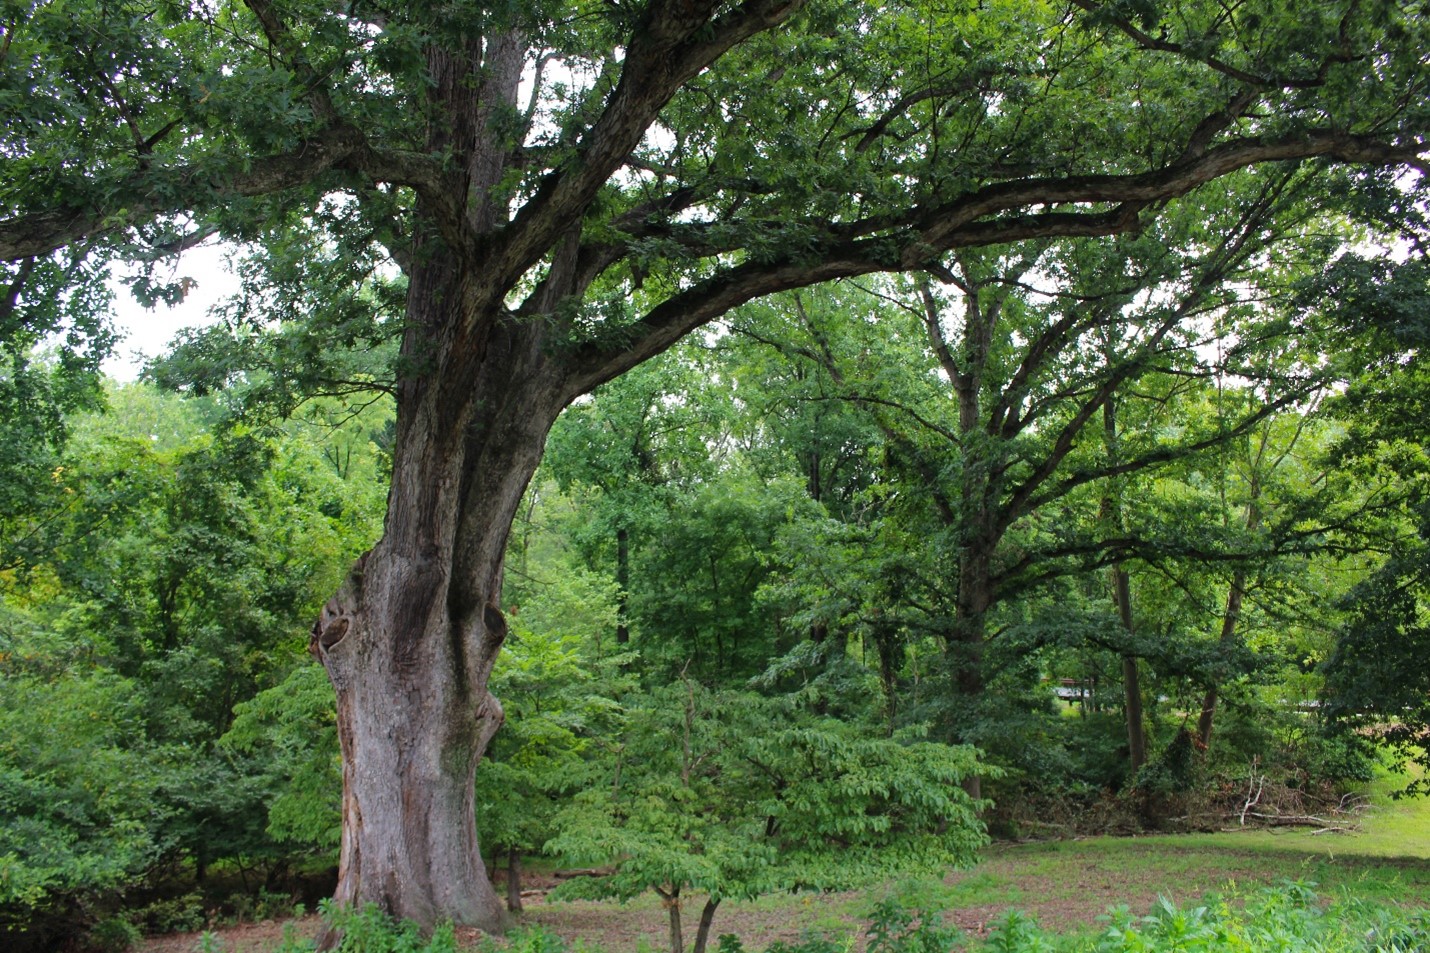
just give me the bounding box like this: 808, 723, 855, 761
0, 384, 388, 949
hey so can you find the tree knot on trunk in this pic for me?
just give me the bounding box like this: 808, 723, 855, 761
310, 551, 369, 658
477, 603, 510, 675
483, 602, 509, 647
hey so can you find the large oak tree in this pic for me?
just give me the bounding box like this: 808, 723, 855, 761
3, 0, 1428, 936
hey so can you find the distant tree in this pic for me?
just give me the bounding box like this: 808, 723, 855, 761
544, 349, 733, 652
733, 172, 1355, 794
0, 669, 166, 947
1317, 255, 1430, 792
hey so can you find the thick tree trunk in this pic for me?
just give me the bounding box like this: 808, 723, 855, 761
318, 624, 507, 933
309, 238, 571, 941
951, 542, 994, 801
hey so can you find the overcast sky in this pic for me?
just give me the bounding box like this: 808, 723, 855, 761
104, 242, 233, 381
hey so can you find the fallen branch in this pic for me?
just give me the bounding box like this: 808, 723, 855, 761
1241, 811, 1355, 828
554, 867, 615, 880
1239, 766, 1266, 827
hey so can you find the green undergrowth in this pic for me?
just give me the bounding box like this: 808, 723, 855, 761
956, 884, 1430, 952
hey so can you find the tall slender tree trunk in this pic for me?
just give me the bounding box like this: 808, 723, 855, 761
506, 846, 524, 914
661, 888, 684, 953
1101, 396, 1146, 774
1197, 484, 1262, 750
1197, 571, 1247, 749
1112, 567, 1147, 775
616, 526, 631, 645
873, 624, 901, 734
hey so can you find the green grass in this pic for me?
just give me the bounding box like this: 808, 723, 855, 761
919, 765, 1430, 924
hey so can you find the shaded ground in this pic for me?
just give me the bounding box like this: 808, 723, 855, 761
139, 915, 325, 953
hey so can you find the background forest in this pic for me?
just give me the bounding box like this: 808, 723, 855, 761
3, 214, 1429, 951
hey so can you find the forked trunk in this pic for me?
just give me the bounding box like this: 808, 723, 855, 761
310, 264, 570, 941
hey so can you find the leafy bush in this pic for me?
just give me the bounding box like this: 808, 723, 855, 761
194, 902, 464, 953
547, 682, 989, 953
130, 892, 206, 934
962, 883, 1430, 952
719, 885, 1430, 953
319, 902, 459, 953
88, 915, 141, 953
865, 899, 962, 953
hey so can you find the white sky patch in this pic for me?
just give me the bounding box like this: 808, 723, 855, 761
104, 241, 235, 381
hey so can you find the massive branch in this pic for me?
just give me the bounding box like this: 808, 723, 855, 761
0, 131, 444, 263
559, 125, 1423, 396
